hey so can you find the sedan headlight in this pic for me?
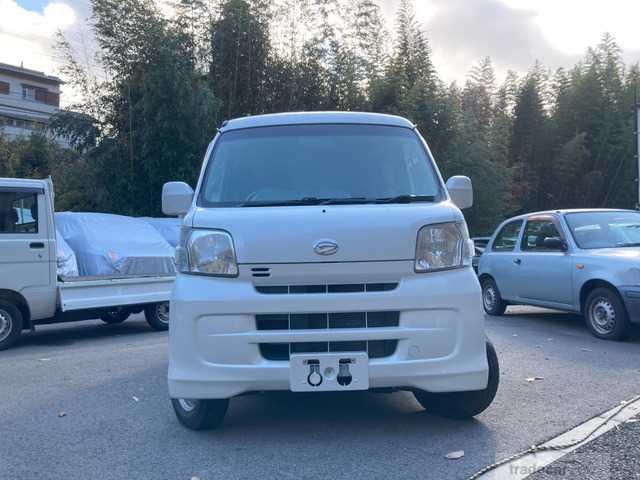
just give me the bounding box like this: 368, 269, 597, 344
177, 229, 238, 276
415, 222, 473, 272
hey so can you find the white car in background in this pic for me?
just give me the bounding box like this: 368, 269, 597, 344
162, 112, 499, 430
479, 209, 640, 340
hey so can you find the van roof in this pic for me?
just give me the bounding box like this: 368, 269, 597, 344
219, 112, 415, 132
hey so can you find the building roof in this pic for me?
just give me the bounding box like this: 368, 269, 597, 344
0, 177, 48, 189
0, 63, 63, 86
220, 112, 415, 132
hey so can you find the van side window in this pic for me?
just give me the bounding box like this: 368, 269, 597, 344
0, 191, 38, 234
521, 219, 562, 251
492, 221, 523, 252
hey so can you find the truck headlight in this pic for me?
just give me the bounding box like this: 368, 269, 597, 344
177, 229, 238, 276
415, 222, 473, 273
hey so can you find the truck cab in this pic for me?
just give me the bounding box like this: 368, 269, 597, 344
163, 112, 499, 430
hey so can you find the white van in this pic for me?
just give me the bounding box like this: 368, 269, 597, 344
162, 112, 498, 430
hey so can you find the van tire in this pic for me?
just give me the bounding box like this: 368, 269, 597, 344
481, 278, 507, 316
584, 287, 629, 341
100, 308, 130, 324
0, 300, 23, 351
413, 341, 499, 419
171, 398, 229, 430
145, 302, 169, 331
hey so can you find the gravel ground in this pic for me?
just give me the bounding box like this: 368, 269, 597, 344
529, 415, 640, 480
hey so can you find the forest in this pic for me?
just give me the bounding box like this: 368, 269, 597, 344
1, 0, 639, 235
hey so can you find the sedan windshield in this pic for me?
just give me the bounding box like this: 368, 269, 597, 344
198, 124, 443, 207
565, 211, 640, 249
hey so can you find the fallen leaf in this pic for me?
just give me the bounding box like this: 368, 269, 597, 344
58, 412, 66, 418
581, 348, 592, 352
132, 396, 139, 402
39, 358, 51, 362
512, 334, 518, 337
526, 376, 544, 383
445, 450, 465, 460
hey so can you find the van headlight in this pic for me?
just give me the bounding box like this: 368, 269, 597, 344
415, 222, 473, 273
176, 229, 238, 276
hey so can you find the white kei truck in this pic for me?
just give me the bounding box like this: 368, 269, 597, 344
162, 112, 499, 430
0, 177, 173, 350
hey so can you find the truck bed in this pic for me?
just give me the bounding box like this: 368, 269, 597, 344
57, 274, 174, 312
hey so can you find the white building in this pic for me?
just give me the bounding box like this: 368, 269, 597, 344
0, 63, 63, 142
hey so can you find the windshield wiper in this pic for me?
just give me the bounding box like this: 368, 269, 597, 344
375, 195, 437, 204
615, 242, 640, 247
319, 197, 371, 205
239, 197, 325, 207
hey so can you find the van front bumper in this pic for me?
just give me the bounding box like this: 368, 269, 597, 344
168, 263, 489, 399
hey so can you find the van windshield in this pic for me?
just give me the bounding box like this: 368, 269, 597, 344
198, 124, 443, 207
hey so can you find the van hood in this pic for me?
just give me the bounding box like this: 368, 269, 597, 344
191, 203, 461, 264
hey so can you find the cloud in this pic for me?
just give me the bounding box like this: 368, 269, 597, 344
0, 0, 78, 76
380, 0, 640, 84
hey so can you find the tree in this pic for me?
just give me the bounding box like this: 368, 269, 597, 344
210, 0, 270, 118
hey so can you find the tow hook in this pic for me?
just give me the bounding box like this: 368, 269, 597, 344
306, 359, 323, 387
337, 358, 353, 386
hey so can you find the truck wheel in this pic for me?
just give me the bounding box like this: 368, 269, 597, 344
0, 300, 23, 351
100, 308, 130, 324
413, 341, 499, 419
584, 287, 629, 341
481, 278, 507, 316
145, 302, 170, 331
171, 398, 229, 430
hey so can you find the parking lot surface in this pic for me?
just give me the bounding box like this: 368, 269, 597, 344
1, 307, 639, 480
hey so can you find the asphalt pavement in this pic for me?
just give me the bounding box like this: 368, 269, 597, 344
1, 307, 639, 480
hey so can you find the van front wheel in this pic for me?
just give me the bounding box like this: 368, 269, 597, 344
413, 341, 499, 419
171, 398, 229, 430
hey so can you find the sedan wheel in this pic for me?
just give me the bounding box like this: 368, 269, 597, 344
481, 278, 506, 316
589, 297, 616, 335
585, 287, 629, 341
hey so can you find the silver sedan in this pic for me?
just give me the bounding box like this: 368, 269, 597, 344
478, 209, 640, 340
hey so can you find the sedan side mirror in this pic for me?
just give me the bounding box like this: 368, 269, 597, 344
446, 176, 473, 210
543, 237, 567, 251
162, 182, 194, 216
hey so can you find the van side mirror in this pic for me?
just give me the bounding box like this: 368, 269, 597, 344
446, 176, 473, 209
543, 237, 567, 251
162, 182, 194, 216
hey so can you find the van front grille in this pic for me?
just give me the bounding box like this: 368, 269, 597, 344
254, 283, 398, 294
255, 311, 399, 361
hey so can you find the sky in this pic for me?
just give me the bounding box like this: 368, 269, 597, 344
2, 0, 640, 101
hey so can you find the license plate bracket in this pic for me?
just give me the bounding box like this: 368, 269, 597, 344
289, 352, 369, 392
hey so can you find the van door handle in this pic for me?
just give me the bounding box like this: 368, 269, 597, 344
29, 242, 45, 249
513, 258, 522, 265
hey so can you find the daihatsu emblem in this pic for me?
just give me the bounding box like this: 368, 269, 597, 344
314, 240, 339, 256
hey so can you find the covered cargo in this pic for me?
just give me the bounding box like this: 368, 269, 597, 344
55, 212, 176, 277
56, 231, 79, 277
140, 217, 181, 247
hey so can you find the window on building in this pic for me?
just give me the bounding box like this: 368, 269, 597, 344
22, 85, 36, 101
21, 84, 59, 106
0, 191, 39, 234
0, 81, 9, 95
